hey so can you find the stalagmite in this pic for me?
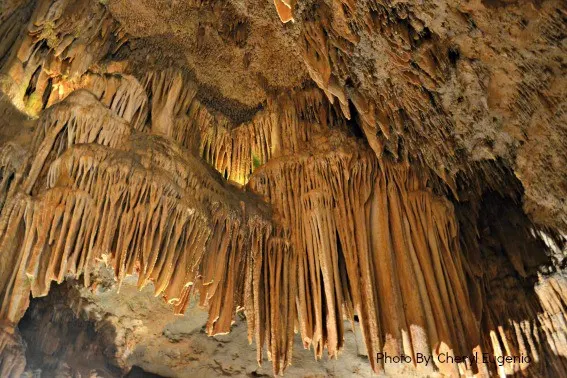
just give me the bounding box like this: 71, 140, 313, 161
0, 324, 26, 377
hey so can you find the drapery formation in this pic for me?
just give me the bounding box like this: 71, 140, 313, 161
0, 0, 566, 377
272, 0, 567, 233
0, 88, 281, 336
144, 68, 345, 185
0, 48, 565, 378
248, 136, 483, 375
0, 0, 127, 117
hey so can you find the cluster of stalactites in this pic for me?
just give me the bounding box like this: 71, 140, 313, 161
245, 129, 565, 377
536, 274, 567, 360
75, 72, 149, 132
21, 70, 150, 132
0, 142, 25, 212
0, 0, 127, 116
0, 85, 279, 345
246, 132, 483, 375
282, 1, 466, 192
143, 68, 345, 185
24, 89, 131, 195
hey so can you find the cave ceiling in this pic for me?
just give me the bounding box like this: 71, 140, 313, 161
0, 0, 566, 377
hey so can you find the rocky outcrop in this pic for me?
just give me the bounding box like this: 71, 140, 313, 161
0, 324, 26, 377
17, 272, 376, 377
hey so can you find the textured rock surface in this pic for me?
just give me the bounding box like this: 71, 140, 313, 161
0, 0, 565, 377
19, 272, 376, 377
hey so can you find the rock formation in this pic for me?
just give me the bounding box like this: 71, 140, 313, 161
0, 0, 565, 377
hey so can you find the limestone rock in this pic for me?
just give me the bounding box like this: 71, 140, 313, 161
0, 0, 565, 377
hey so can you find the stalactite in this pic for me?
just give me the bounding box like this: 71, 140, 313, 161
244, 225, 296, 375
23, 89, 131, 194
0, 87, 284, 356
61, 72, 149, 132
143, 69, 199, 137
0, 0, 126, 116
247, 131, 482, 375
0, 1, 565, 373
144, 68, 345, 185
0, 143, 25, 212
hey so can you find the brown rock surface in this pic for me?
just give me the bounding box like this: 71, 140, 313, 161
0, 0, 565, 377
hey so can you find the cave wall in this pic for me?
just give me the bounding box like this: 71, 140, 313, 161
0, 0, 565, 377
